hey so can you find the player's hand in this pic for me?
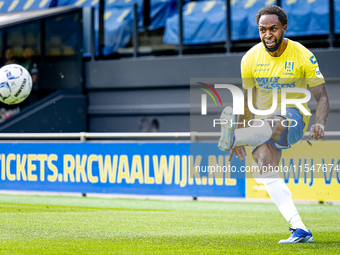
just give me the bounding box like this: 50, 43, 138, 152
229, 145, 247, 162
309, 124, 324, 140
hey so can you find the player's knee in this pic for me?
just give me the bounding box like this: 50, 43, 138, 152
253, 144, 281, 168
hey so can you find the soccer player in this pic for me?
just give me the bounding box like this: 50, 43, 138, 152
218, 5, 329, 243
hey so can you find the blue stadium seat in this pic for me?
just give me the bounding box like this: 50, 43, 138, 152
57, 0, 177, 55
148, 0, 178, 30
57, 0, 136, 55
56, 0, 96, 7
163, 0, 265, 45
164, 0, 330, 45
96, 7, 134, 55
335, 0, 340, 34
0, 0, 56, 13
164, 1, 227, 44
282, 0, 328, 37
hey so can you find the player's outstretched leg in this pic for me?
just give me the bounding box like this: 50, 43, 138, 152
218, 106, 273, 152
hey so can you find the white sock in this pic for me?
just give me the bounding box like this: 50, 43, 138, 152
262, 174, 308, 232
234, 121, 272, 147
290, 213, 308, 231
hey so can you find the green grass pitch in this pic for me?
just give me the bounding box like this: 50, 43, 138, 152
0, 194, 339, 254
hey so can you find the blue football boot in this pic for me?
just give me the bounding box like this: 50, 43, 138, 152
279, 228, 314, 244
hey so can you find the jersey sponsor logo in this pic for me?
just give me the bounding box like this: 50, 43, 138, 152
255, 77, 280, 84
255, 77, 296, 89
254, 68, 271, 72
315, 67, 323, 78
284, 61, 294, 72
309, 55, 317, 64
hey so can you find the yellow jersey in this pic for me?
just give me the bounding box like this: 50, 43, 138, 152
241, 38, 325, 134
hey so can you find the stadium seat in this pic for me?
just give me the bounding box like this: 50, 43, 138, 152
163, 0, 330, 45
0, 0, 55, 13
57, 0, 178, 55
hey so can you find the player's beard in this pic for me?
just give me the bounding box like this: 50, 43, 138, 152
263, 33, 284, 53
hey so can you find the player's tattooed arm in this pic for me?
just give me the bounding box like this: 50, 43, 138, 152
310, 83, 330, 140
236, 87, 255, 128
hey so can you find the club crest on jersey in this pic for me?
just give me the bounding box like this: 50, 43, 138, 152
284, 61, 294, 72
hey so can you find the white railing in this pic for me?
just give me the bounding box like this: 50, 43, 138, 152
0, 131, 338, 140
0, 132, 190, 141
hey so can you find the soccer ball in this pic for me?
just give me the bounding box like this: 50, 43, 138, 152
0, 64, 32, 105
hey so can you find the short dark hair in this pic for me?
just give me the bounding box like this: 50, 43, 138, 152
256, 5, 288, 26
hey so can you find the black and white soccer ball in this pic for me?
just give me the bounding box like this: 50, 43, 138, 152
0, 64, 32, 105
